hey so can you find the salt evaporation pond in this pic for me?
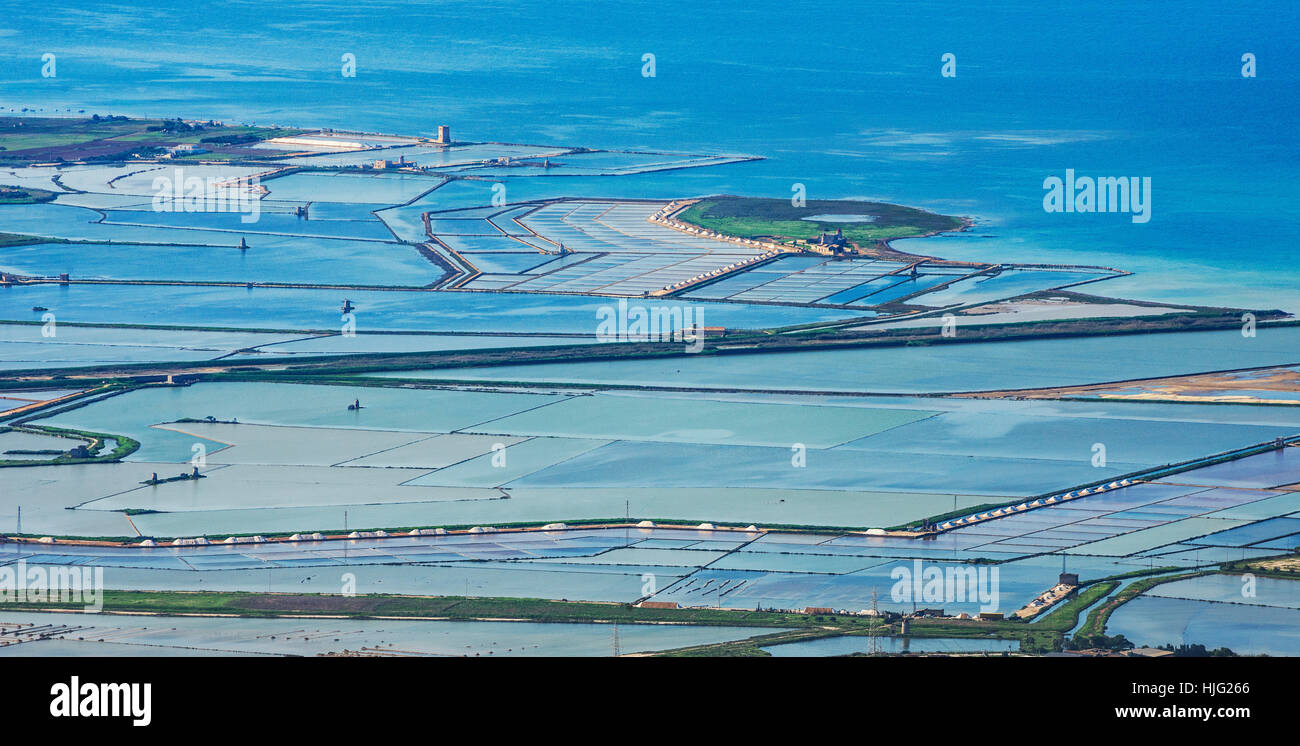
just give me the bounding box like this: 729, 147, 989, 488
98, 207, 396, 240
229, 332, 608, 356
369, 326, 1300, 393
0, 324, 609, 371
0, 238, 439, 286
1106, 596, 1300, 656
800, 213, 876, 223
1144, 573, 1300, 608
0, 283, 859, 333
0, 325, 301, 372
36, 381, 564, 460
20, 562, 688, 604
262, 171, 442, 204
18, 383, 1300, 537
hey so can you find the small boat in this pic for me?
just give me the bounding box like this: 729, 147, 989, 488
32, 306, 48, 312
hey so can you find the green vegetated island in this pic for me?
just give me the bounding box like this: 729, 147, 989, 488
676, 196, 968, 251
0, 424, 139, 468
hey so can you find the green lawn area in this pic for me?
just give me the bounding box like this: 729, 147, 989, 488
0, 117, 144, 152
0, 132, 107, 150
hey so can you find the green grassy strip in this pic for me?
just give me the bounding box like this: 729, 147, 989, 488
1030, 581, 1119, 633
1077, 571, 1212, 638
6, 584, 1131, 656
0, 231, 66, 247
2, 590, 874, 629
1080, 566, 1184, 585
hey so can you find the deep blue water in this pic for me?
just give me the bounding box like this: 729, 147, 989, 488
1, 1, 1297, 310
